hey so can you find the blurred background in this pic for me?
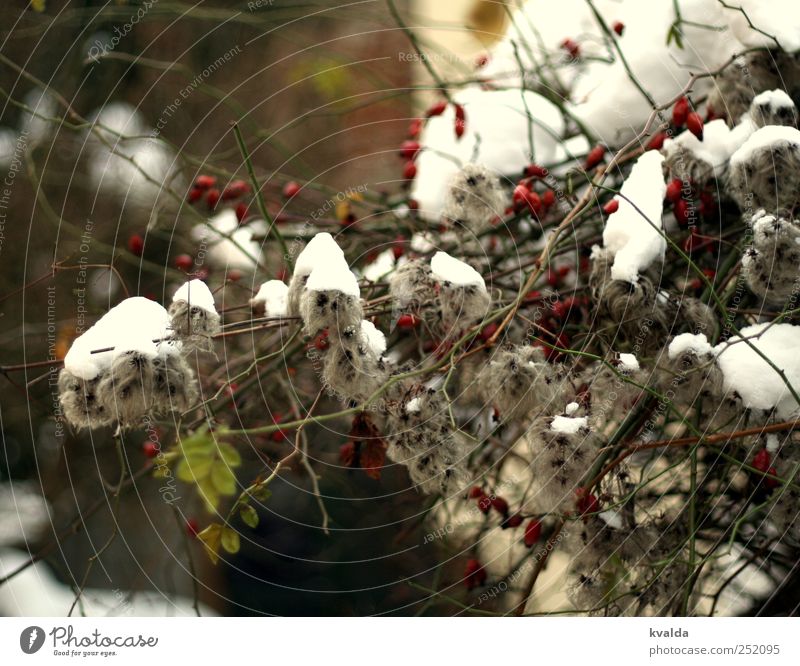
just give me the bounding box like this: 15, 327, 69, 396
0, 0, 518, 616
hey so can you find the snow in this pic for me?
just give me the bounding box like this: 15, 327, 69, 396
663, 118, 754, 177
294, 233, 345, 278
0, 547, 217, 617
410, 87, 565, 219
766, 433, 779, 454
550, 414, 588, 435
617, 353, 640, 373
251, 280, 288, 316
361, 248, 397, 282
601, 150, 666, 283
722, 0, 800, 52
19, 89, 57, 145
752, 89, 795, 110
86, 102, 179, 205
565, 402, 580, 416
570, 1, 740, 145
410, 232, 436, 253
64, 297, 173, 380
598, 509, 624, 530
406, 397, 422, 413
360, 320, 387, 356
430, 251, 486, 290
173, 279, 217, 314
191, 208, 265, 270
0, 483, 50, 547
668, 333, 713, 360
305, 254, 360, 298
714, 323, 800, 419
729, 125, 800, 166
0, 128, 18, 169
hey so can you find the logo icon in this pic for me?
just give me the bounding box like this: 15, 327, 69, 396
20, 626, 45, 654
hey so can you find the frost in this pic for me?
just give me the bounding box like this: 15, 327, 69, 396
430, 251, 486, 290
251, 280, 288, 316
601, 151, 666, 283
361, 248, 398, 282
173, 279, 217, 315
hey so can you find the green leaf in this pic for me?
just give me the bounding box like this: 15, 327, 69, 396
197, 477, 220, 513
239, 504, 259, 529
221, 526, 241, 554
196, 523, 222, 565
252, 486, 272, 502
176, 456, 214, 483
180, 427, 215, 453
210, 461, 237, 496
218, 442, 242, 467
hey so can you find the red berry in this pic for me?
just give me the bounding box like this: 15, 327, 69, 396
666, 178, 683, 203
686, 112, 704, 140
752, 449, 771, 473
174, 254, 193, 272
313, 330, 330, 351
560, 38, 580, 59
400, 140, 421, 160
646, 131, 667, 151
526, 164, 548, 179
426, 100, 447, 117
765, 467, 779, 489
194, 174, 216, 190
186, 518, 200, 538
407, 198, 419, 211
187, 187, 204, 203
468, 486, 485, 499
454, 117, 466, 139
603, 199, 619, 214
402, 161, 417, 180
480, 322, 498, 342
235, 202, 249, 223
282, 181, 301, 198
524, 519, 542, 547
206, 188, 221, 210
142, 441, 159, 458
464, 558, 486, 590
127, 233, 144, 256
612, 20, 625, 35
408, 118, 423, 139
542, 189, 556, 208
674, 198, 692, 226
392, 236, 405, 260
227, 269, 242, 282
396, 313, 420, 330
585, 145, 606, 169
512, 184, 541, 214
477, 495, 492, 514
222, 179, 251, 200
576, 488, 600, 516
504, 513, 523, 528
672, 96, 690, 127
490, 496, 509, 516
